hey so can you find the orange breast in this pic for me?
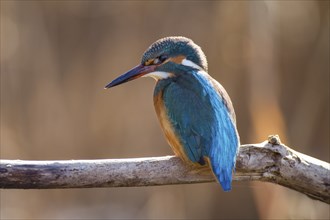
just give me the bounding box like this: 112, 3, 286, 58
153, 90, 191, 164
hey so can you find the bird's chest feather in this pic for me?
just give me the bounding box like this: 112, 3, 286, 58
153, 87, 192, 163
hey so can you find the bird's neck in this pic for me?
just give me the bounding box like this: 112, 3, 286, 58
153, 77, 174, 97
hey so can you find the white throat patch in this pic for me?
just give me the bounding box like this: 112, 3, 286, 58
143, 71, 174, 80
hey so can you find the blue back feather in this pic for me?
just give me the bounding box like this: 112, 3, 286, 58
155, 70, 239, 191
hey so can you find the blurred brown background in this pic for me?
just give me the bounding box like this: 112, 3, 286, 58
1, 1, 329, 219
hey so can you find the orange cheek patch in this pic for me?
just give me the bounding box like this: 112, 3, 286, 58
144, 59, 153, 66
168, 55, 186, 64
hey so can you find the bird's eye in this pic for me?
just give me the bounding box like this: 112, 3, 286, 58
159, 55, 168, 62
153, 55, 168, 65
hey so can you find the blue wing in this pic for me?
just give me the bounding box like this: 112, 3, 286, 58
157, 71, 239, 191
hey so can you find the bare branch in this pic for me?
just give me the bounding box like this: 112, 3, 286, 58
0, 137, 329, 204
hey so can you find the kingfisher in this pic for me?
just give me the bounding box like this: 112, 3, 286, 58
105, 36, 240, 191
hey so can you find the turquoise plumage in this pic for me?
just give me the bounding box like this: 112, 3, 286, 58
154, 67, 238, 191
105, 36, 240, 191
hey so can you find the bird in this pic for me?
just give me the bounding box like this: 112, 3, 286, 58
105, 36, 240, 191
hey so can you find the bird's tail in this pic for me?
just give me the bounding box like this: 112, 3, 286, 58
211, 163, 233, 191
208, 142, 237, 191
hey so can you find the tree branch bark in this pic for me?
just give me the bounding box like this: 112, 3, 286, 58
0, 136, 329, 204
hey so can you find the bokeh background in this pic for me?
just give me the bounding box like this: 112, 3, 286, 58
1, 1, 329, 219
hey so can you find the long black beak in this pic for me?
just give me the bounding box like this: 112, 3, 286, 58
105, 64, 156, 89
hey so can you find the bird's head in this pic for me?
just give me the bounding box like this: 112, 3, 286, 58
105, 36, 208, 88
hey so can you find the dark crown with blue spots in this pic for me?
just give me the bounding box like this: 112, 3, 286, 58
141, 36, 208, 71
